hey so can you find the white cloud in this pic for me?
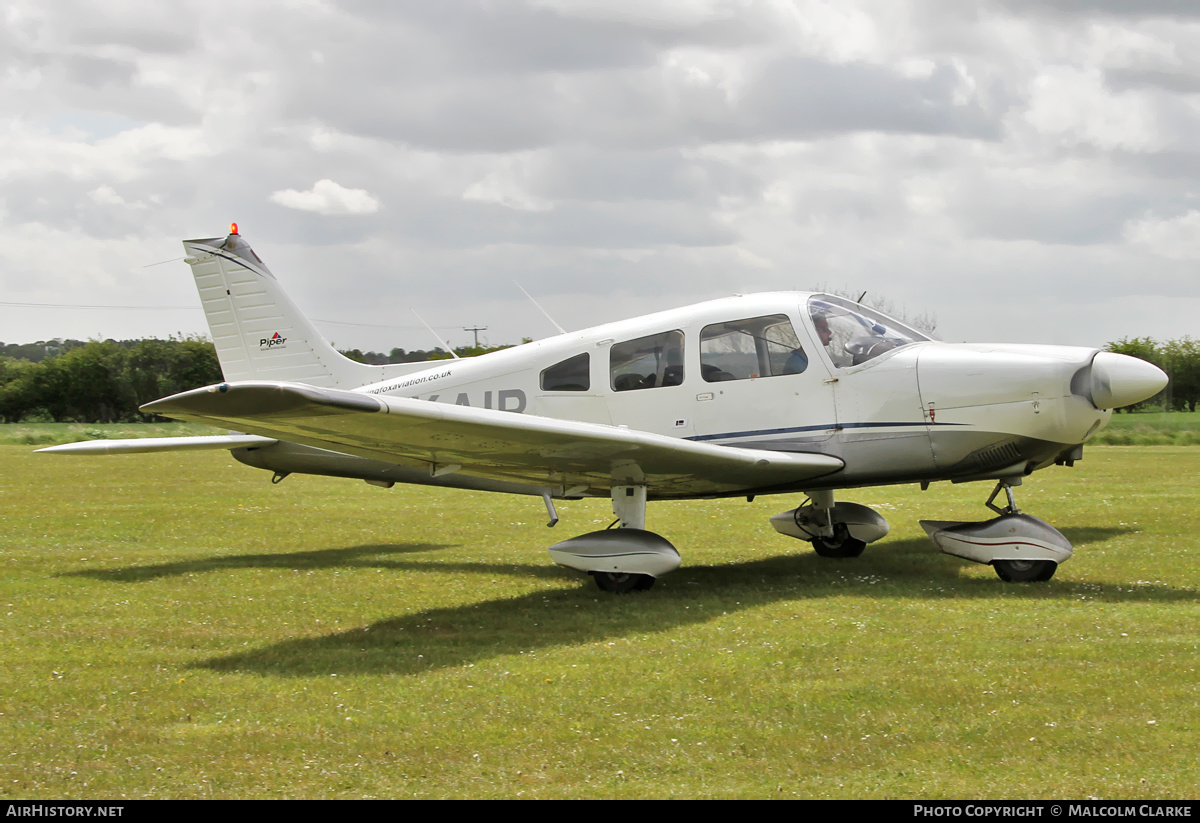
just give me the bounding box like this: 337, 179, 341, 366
87, 184, 147, 210
527, 0, 733, 28
269, 179, 381, 215
1124, 210, 1200, 260
1024, 66, 1165, 151
462, 167, 554, 213
0, 121, 210, 183
772, 0, 886, 64
3, 1, 1200, 350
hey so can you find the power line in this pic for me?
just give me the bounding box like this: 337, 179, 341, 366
312, 318, 458, 330
0, 301, 458, 330
463, 325, 488, 347
0, 301, 196, 310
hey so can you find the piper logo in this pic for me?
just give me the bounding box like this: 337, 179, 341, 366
260, 332, 287, 350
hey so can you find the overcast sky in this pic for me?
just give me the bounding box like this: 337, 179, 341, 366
2, 0, 1198, 354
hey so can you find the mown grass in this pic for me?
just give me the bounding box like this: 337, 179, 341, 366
0, 421, 219, 446
1093, 410, 1200, 445
2, 444, 1198, 799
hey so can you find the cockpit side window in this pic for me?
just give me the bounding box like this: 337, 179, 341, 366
807, 295, 931, 369
610, 330, 685, 391
700, 315, 806, 382
540, 353, 590, 391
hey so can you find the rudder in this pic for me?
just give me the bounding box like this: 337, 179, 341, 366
182, 227, 423, 388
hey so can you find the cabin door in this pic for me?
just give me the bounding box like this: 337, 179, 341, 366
689, 312, 838, 449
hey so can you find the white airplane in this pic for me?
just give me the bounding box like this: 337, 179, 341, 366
41, 226, 1168, 592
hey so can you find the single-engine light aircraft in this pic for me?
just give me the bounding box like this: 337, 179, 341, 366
42, 227, 1168, 591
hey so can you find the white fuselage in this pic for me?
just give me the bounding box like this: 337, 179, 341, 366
353, 292, 1112, 494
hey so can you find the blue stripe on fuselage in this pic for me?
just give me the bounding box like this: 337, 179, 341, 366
686, 421, 963, 443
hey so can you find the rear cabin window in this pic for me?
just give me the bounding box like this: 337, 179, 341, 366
610, 330, 685, 392
540, 353, 590, 391
700, 315, 807, 382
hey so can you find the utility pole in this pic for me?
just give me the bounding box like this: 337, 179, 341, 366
463, 326, 487, 348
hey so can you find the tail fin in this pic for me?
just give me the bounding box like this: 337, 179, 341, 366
183, 228, 427, 389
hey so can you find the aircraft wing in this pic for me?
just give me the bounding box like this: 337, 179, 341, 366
36, 434, 277, 455
140, 382, 844, 497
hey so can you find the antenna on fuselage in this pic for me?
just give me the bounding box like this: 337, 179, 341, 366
411, 310, 460, 359
514, 281, 567, 335
857, 290, 868, 303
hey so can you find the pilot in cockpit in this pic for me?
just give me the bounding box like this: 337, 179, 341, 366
811, 309, 852, 368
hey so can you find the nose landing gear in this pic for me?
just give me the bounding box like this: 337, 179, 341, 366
921, 480, 1073, 583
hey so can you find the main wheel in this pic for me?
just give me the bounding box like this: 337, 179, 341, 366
591, 571, 655, 593
993, 559, 1057, 582
809, 523, 867, 558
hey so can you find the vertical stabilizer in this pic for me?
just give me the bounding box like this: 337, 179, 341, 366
182, 229, 420, 388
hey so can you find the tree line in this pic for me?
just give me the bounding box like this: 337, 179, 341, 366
337, 341, 520, 365
0, 335, 1194, 424
0, 337, 516, 423
0, 337, 222, 424
1105, 337, 1199, 412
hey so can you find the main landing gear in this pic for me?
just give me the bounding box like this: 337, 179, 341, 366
769, 490, 890, 557
920, 479, 1072, 583
547, 485, 680, 593
810, 523, 866, 558
590, 570, 657, 593
547, 478, 1072, 592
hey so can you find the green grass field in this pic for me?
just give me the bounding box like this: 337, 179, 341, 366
2, 441, 1198, 799
1094, 410, 1200, 445
0, 421, 218, 447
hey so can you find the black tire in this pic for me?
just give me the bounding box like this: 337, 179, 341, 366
591, 572, 655, 593
993, 559, 1057, 583
809, 523, 867, 558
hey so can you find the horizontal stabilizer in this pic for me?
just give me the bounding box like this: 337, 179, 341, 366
36, 434, 277, 455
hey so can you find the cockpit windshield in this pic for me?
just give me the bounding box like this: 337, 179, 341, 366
807, 294, 932, 369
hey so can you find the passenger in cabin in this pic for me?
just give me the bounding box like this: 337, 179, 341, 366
662, 349, 684, 387
781, 347, 808, 375
701, 363, 733, 382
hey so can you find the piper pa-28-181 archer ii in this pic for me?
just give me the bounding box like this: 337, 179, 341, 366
41, 226, 1169, 592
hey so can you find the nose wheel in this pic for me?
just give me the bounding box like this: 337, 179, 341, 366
986, 481, 1060, 582
993, 558, 1057, 582
921, 480, 1071, 583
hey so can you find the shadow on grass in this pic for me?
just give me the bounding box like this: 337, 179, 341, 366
62, 543, 458, 582
189, 533, 1198, 679
63, 526, 1132, 585
1058, 526, 1129, 545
